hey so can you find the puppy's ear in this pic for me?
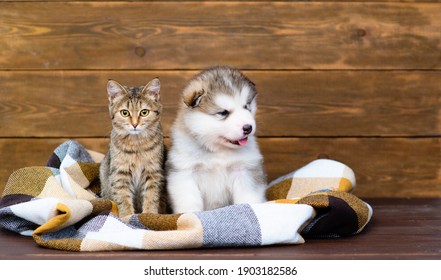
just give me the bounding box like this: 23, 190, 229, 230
183, 81, 205, 108
248, 80, 256, 92
184, 89, 204, 108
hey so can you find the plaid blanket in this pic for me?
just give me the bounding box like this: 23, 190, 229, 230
0, 140, 372, 251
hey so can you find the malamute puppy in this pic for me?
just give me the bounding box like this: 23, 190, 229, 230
166, 66, 267, 213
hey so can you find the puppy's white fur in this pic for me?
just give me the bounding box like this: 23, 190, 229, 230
166, 66, 267, 213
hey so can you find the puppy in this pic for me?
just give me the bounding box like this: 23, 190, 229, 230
166, 66, 267, 213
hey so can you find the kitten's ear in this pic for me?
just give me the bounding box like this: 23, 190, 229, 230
107, 80, 126, 102
183, 80, 205, 108
141, 78, 161, 101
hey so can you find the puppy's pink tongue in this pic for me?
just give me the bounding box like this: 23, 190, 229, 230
238, 137, 248, 146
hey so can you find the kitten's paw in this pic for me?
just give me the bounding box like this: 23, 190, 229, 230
120, 214, 133, 223
118, 208, 135, 219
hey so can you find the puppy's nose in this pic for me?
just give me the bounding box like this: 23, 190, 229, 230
242, 124, 253, 135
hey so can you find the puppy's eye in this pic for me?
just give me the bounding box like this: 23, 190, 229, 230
244, 103, 251, 111
139, 109, 150, 117
217, 110, 230, 118
120, 110, 130, 117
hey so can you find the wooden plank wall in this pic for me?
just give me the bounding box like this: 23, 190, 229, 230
0, 1, 440, 198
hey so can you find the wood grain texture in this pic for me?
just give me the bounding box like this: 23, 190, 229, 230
2, 2, 441, 70
260, 137, 441, 198
0, 71, 439, 137
0, 137, 439, 198
1, 198, 440, 259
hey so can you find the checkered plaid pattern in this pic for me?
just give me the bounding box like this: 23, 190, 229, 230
0, 140, 372, 251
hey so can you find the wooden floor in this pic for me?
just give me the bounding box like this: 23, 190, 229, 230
1, 198, 440, 260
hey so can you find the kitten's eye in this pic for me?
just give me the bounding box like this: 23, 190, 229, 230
120, 110, 130, 117
139, 109, 150, 117
216, 110, 230, 119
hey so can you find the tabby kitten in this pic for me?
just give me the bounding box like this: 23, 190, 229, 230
100, 78, 166, 217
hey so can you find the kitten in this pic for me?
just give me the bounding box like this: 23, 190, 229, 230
99, 78, 166, 217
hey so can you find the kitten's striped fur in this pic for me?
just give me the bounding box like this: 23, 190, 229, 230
100, 78, 166, 217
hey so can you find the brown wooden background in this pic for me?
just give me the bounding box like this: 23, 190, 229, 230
0, 0, 440, 198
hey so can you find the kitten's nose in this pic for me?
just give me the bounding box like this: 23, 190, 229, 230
131, 117, 138, 128
242, 124, 252, 135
